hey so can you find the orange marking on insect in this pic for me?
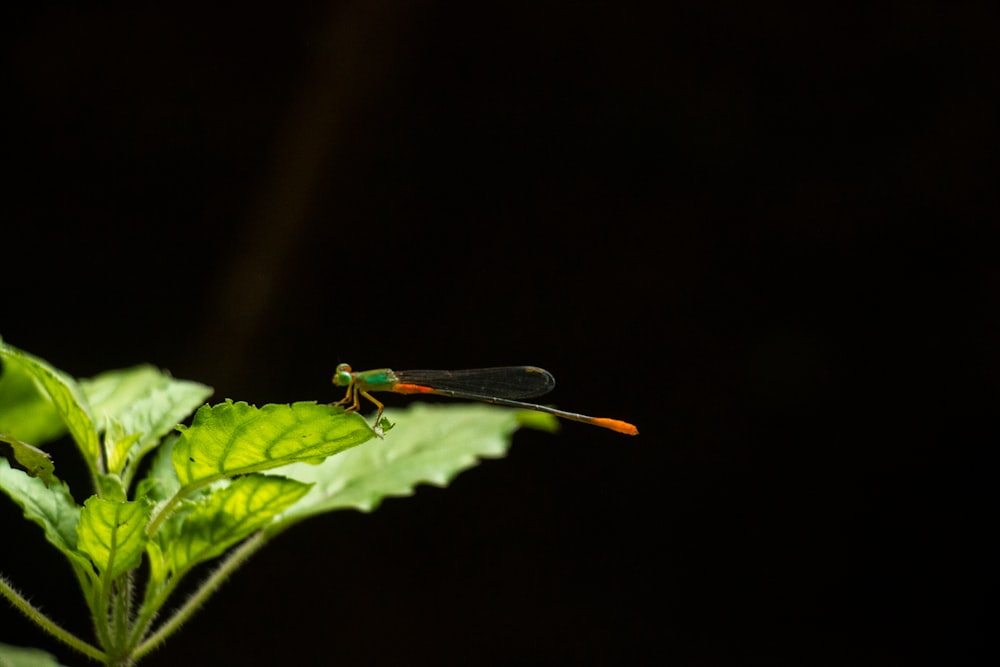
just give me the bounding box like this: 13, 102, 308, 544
392, 383, 436, 395
590, 418, 639, 435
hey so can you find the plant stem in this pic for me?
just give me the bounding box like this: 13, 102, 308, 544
131, 531, 270, 661
0, 574, 106, 662
145, 481, 203, 537
126, 568, 180, 650
85, 575, 114, 656
110, 575, 134, 656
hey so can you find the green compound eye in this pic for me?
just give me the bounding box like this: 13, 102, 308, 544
333, 364, 353, 387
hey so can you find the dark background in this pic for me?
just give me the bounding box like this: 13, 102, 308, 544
2, 2, 995, 665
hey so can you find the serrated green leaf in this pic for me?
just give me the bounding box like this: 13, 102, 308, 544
0, 359, 66, 446
81, 365, 212, 477
0, 458, 80, 556
0, 434, 54, 486
160, 474, 310, 579
172, 401, 374, 487
276, 403, 551, 519
77, 497, 148, 580
81, 365, 167, 421
0, 642, 68, 667
0, 341, 99, 465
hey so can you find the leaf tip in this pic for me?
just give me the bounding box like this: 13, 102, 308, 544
515, 411, 560, 433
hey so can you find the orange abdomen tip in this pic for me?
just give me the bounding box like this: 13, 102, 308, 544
593, 418, 639, 435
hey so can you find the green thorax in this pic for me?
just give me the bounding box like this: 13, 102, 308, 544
353, 368, 399, 391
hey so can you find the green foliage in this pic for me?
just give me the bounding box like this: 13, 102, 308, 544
0, 435, 54, 487
0, 340, 99, 466
0, 337, 553, 665
172, 400, 372, 486
0, 360, 66, 447
0, 641, 67, 667
81, 365, 213, 482
278, 403, 535, 517
0, 458, 83, 562
168, 475, 309, 570
77, 498, 149, 581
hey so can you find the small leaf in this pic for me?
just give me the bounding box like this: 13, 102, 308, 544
0, 359, 66, 446
0, 642, 69, 666
81, 365, 169, 422
95, 474, 127, 503
160, 474, 310, 579
276, 403, 552, 519
0, 458, 80, 556
0, 434, 54, 486
172, 401, 373, 488
0, 341, 99, 465
77, 497, 148, 580
81, 365, 212, 476
101, 417, 142, 476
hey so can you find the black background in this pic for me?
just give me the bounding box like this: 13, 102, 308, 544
2, 2, 995, 665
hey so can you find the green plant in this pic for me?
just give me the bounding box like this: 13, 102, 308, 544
0, 338, 554, 666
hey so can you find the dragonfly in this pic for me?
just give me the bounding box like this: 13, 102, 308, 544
333, 363, 638, 435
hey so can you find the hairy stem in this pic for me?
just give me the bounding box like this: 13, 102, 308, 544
131, 531, 270, 661
0, 574, 106, 662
